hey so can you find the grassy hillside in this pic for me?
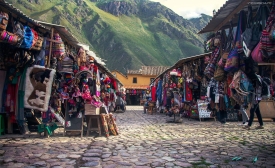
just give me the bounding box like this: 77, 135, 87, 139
8, 0, 209, 73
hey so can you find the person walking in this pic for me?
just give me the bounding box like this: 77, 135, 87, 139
244, 75, 264, 130
239, 104, 249, 126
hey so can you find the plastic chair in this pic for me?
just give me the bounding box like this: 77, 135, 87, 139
0, 115, 5, 135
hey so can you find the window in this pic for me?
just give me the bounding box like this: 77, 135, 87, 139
133, 77, 137, 83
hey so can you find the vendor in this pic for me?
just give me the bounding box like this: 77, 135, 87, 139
143, 98, 149, 113
115, 93, 126, 112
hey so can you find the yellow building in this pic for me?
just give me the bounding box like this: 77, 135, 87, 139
112, 66, 169, 105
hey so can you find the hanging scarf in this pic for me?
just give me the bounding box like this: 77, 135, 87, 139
17, 66, 28, 126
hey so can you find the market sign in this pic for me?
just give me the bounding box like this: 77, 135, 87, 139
197, 100, 212, 118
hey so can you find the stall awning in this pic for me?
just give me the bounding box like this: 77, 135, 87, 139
151, 52, 211, 85
124, 85, 148, 90
0, 0, 46, 30
198, 0, 273, 34
36, 21, 81, 47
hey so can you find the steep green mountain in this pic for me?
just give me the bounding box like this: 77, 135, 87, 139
7, 0, 211, 73
189, 14, 212, 32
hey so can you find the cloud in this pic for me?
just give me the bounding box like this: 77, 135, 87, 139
150, 0, 227, 18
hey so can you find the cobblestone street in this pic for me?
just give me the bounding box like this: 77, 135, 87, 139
0, 106, 275, 168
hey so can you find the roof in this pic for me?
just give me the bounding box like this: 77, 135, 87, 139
127, 69, 142, 75
0, 0, 46, 29
151, 52, 211, 84
127, 66, 169, 76
123, 85, 149, 90
0, 0, 122, 86
198, 0, 273, 34
36, 21, 81, 48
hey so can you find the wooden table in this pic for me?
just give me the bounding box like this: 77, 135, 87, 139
86, 115, 101, 136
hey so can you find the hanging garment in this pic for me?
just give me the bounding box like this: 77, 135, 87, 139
156, 79, 163, 103
110, 78, 117, 90
207, 86, 210, 98
5, 84, 16, 113
0, 70, 6, 112
182, 81, 186, 102
185, 82, 193, 101
17, 66, 28, 125
151, 86, 156, 101
163, 88, 167, 106
173, 91, 180, 106
35, 37, 47, 66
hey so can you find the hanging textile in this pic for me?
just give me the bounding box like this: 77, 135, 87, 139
17, 66, 28, 125
0, 70, 6, 112
163, 87, 167, 106
151, 86, 156, 101
24, 65, 56, 111
156, 79, 163, 103
185, 82, 193, 101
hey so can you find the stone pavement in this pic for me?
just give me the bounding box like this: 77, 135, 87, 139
0, 106, 275, 168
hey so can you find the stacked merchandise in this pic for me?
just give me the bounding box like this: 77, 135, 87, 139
154, 2, 275, 123
0, 10, 119, 136
0, 12, 49, 134
203, 2, 275, 123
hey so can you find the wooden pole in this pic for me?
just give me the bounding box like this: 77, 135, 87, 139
47, 27, 54, 68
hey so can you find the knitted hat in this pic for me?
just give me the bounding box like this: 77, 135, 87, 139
170, 69, 177, 76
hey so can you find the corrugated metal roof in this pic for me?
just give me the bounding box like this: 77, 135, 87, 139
127, 69, 142, 75
127, 66, 169, 75
151, 52, 211, 85
36, 21, 81, 47
0, 0, 46, 29
198, 0, 273, 34
141, 66, 170, 76
34, 23, 120, 84
0, 0, 122, 86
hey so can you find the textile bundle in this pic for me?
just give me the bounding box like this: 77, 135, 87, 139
24, 65, 56, 111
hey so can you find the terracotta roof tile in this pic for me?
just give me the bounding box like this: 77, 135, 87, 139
127, 66, 169, 75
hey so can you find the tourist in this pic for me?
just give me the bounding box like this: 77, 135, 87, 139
239, 104, 249, 126
244, 75, 264, 130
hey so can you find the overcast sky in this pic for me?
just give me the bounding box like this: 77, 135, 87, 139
150, 0, 228, 19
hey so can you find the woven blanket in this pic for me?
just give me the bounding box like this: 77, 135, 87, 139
24, 65, 56, 111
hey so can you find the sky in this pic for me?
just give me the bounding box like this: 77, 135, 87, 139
150, 0, 228, 19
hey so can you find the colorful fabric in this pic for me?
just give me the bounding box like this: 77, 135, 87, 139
0, 71, 6, 112
156, 79, 163, 103
52, 33, 65, 57
185, 82, 193, 101
106, 114, 117, 136
109, 113, 119, 135
151, 86, 156, 101
24, 65, 56, 111
17, 66, 28, 126
100, 114, 109, 137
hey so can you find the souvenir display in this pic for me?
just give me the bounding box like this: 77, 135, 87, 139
0, 9, 121, 137
152, 2, 275, 122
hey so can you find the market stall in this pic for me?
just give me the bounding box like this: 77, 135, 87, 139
151, 0, 275, 124
150, 53, 216, 121
198, 0, 275, 122
0, 0, 122, 137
